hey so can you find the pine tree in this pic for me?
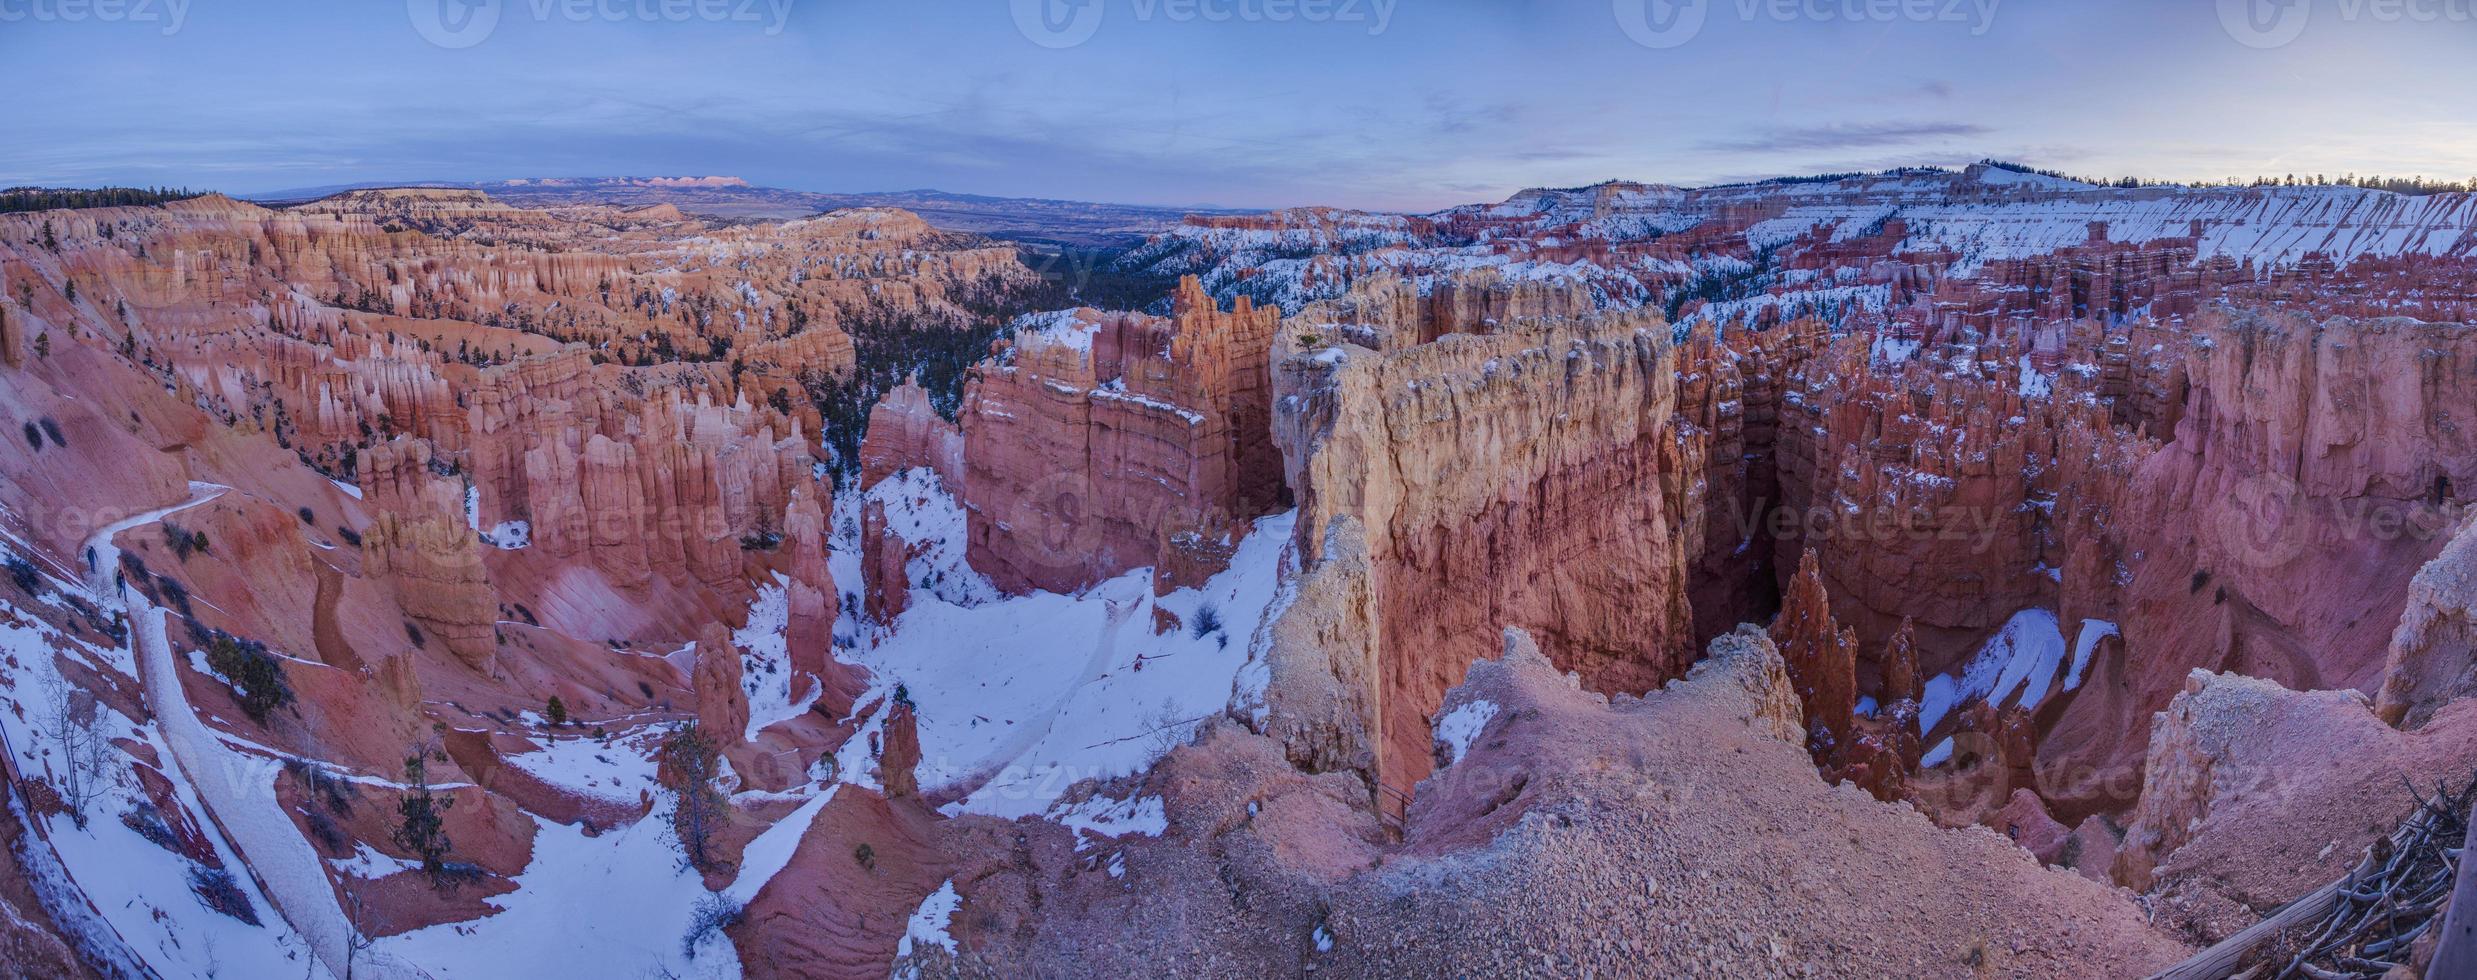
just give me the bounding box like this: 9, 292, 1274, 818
394, 749, 455, 880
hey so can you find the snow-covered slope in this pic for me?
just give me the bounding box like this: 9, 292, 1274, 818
825, 469, 1296, 819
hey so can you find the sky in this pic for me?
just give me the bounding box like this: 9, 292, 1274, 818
3, 0, 2474, 211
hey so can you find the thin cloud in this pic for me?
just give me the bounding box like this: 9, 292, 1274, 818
1699, 121, 1991, 154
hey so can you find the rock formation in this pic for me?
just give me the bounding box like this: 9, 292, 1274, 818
694, 621, 749, 741
860, 497, 909, 625
2114, 668, 2477, 941
960, 276, 1284, 595
1252, 308, 1698, 806
857, 378, 963, 490
1771, 549, 1859, 757
2042, 312, 2477, 813
2375, 512, 2477, 728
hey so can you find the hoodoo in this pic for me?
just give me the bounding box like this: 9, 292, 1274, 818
13, 13, 2477, 974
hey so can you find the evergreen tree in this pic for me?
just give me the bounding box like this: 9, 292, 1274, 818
393, 749, 456, 880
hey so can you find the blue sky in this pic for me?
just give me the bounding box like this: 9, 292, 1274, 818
3, 0, 2473, 210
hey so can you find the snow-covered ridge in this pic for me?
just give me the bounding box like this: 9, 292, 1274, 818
1126, 164, 2477, 315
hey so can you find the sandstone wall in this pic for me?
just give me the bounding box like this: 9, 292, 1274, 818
959, 277, 1283, 595
1254, 309, 1697, 805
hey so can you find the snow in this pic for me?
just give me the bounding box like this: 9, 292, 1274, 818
6, 480, 809, 980
1870, 335, 1921, 366
1920, 737, 1956, 768
825, 469, 1296, 819
1141, 170, 2477, 320
373, 798, 742, 979
330, 479, 362, 500
1432, 699, 1499, 766
1917, 608, 2069, 736
1917, 674, 1960, 734
721, 787, 837, 905
1972, 608, 2070, 711
1047, 792, 1168, 849
130, 598, 367, 977
898, 880, 961, 958
500, 730, 664, 805
465, 484, 481, 531
1010, 309, 1101, 354
40, 482, 395, 978
2066, 619, 2120, 691
732, 577, 814, 741
0, 583, 329, 980
482, 520, 531, 550
2016, 354, 2054, 399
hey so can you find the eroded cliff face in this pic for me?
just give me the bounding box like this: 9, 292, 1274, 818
0, 190, 1044, 969
959, 276, 1284, 596
1252, 308, 1698, 804
2376, 513, 2477, 728
2042, 312, 2477, 813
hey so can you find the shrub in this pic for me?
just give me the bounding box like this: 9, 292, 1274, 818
165, 521, 205, 560
1190, 604, 1222, 638
297, 506, 315, 525
404, 621, 425, 649
680, 895, 747, 959
336, 525, 362, 548
121, 804, 180, 853
20, 422, 38, 450
155, 576, 192, 617
205, 633, 293, 723
38, 417, 62, 447
545, 696, 568, 727
304, 809, 347, 852
284, 758, 356, 815
6, 556, 39, 596
187, 866, 259, 924
853, 842, 876, 871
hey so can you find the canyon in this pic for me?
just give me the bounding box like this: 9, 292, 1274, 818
3, 165, 2477, 977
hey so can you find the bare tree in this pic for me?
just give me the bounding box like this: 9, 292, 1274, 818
1141, 697, 1190, 765
342, 887, 379, 979
41, 677, 112, 827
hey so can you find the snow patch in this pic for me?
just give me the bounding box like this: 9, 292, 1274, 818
1433, 699, 1499, 766
2066, 619, 2120, 691
1047, 793, 1168, 850
899, 880, 961, 958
